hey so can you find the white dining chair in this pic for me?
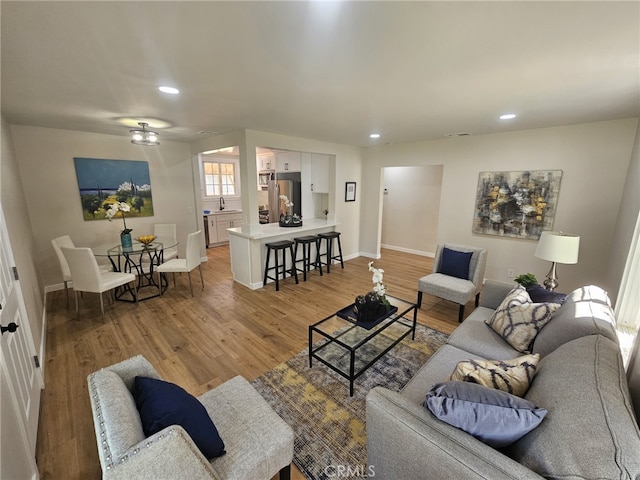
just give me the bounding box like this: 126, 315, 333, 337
51, 235, 75, 308
51, 235, 111, 308
156, 230, 204, 296
61, 246, 137, 319
153, 223, 178, 261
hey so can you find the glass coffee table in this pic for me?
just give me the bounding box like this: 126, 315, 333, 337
308, 295, 418, 396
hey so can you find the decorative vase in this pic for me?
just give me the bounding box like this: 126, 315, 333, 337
120, 232, 133, 249
353, 292, 390, 322
279, 214, 303, 227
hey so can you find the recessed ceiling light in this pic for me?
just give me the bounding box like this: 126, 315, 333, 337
158, 86, 180, 94
499, 113, 517, 120
369, 133, 381, 139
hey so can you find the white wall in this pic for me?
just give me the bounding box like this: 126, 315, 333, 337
1, 117, 44, 355
9, 125, 195, 289
381, 165, 443, 256
363, 119, 639, 295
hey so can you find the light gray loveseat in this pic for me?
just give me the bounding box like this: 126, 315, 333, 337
367, 280, 640, 479
88, 355, 294, 480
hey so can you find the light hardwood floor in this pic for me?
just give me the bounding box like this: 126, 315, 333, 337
36, 246, 465, 479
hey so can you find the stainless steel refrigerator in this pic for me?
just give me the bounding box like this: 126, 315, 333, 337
268, 173, 301, 223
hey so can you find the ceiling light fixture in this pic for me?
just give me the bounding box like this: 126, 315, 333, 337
158, 86, 180, 94
130, 122, 159, 146
499, 113, 517, 120
370, 133, 381, 139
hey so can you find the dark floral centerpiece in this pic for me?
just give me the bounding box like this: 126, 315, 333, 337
278, 194, 303, 227
353, 262, 393, 322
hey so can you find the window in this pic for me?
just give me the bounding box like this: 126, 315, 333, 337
203, 161, 236, 197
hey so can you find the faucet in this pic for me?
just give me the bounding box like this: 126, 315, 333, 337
219, 196, 225, 211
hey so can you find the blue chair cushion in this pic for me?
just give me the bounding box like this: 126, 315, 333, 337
424, 381, 547, 448
134, 376, 226, 459
439, 247, 473, 279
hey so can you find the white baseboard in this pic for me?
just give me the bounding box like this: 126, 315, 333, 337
380, 244, 435, 258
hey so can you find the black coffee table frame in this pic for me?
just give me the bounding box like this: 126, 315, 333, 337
308, 295, 417, 396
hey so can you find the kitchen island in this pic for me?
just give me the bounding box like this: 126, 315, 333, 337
228, 218, 339, 289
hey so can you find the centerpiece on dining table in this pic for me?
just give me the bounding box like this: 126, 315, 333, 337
338, 261, 398, 325
136, 235, 156, 248
105, 201, 133, 248
278, 194, 303, 227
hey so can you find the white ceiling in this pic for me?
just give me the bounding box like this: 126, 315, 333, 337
2, 1, 639, 147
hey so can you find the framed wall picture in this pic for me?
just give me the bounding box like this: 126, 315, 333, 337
345, 182, 356, 202
73, 157, 154, 221
472, 169, 563, 240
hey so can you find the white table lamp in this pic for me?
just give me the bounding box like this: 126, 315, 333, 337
534, 231, 580, 291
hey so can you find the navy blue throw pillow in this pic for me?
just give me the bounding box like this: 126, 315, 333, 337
439, 247, 473, 280
134, 376, 226, 459
526, 285, 566, 304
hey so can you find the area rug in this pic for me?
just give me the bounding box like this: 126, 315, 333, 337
250, 323, 449, 480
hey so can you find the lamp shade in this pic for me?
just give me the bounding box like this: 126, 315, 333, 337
535, 231, 580, 264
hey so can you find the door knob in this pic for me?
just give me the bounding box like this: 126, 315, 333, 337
1, 322, 18, 335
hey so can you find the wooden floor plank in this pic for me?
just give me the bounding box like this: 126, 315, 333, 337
36, 246, 461, 479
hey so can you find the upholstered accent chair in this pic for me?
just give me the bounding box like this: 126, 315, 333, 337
417, 244, 488, 322
88, 355, 294, 480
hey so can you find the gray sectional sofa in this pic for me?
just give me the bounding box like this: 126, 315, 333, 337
366, 280, 640, 479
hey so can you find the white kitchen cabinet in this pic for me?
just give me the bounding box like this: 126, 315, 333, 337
257, 153, 274, 172
215, 212, 243, 244
205, 212, 243, 246
310, 153, 329, 193
275, 151, 301, 173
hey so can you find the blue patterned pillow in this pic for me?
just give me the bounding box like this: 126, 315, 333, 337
424, 381, 547, 448
440, 247, 473, 279
486, 286, 561, 353
134, 376, 226, 459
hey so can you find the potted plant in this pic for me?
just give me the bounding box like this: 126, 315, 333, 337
514, 272, 538, 287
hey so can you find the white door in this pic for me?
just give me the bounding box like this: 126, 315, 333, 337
0, 205, 41, 480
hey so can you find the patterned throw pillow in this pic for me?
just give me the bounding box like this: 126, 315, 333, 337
449, 353, 540, 397
486, 286, 561, 353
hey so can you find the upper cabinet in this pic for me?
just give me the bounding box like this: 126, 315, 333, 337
275, 151, 301, 173
310, 153, 329, 193
257, 153, 274, 171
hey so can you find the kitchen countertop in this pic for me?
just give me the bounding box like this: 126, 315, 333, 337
203, 210, 242, 216
228, 218, 337, 240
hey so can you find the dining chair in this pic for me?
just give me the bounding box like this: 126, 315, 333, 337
61, 246, 137, 319
156, 230, 204, 297
51, 235, 111, 308
51, 235, 75, 308
153, 223, 178, 261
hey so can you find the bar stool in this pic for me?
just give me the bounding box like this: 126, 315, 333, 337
317, 231, 344, 273
263, 240, 299, 291
293, 235, 323, 281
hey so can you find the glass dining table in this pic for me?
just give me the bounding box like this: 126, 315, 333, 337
92, 237, 178, 301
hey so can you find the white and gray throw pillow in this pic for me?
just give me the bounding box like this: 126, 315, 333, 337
449, 353, 540, 397
486, 286, 560, 353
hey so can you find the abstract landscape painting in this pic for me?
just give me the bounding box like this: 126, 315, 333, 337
73, 157, 154, 221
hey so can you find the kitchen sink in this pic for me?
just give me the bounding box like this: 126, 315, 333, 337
213, 209, 241, 214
